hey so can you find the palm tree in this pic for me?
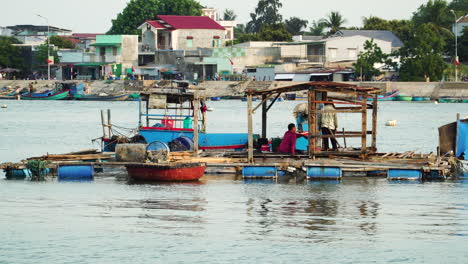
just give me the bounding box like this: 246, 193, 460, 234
223, 9, 237, 21
321, 11, 347, 35
308, 20, 326, 36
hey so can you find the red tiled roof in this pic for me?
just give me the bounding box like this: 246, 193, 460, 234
157, 15, 225, 30
146, 21, 165, 29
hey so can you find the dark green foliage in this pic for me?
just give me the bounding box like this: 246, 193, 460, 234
459, 27, 468, 62
237, 24, 292, 42
321, 11, 346, 35
34, 44, 60, 68
49, 36, 75, 49
223, 9, 237, 21
412, 0, 452, 29
284, 17, 308, 35
306, 20, 326, 36
398, 24, 447, 81
108, 0, 203, 35
246, 0, 283, 33
353, 39, 392, 81
0, 36, 23, 69
362, 16, 414, 44
448, 0, 468, 16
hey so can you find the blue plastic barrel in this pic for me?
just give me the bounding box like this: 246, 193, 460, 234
387, 169, 422, 180
307, 167, 342, 179
58, 165, 94, 181
175, 136, 194, 151
242, 166, 277, 178
5, 168, 32, 180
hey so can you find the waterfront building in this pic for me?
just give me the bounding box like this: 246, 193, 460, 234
453, 15, 468, 37
202, 8, 237, 41
5, 24, 71, 45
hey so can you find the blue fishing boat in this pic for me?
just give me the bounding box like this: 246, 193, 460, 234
211, 97, 221, 101
102, 87, 253, 152
136, 89, 252, 150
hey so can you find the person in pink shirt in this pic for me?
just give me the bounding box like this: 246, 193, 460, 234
278, 123, 306, 155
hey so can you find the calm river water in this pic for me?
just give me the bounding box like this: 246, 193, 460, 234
0, 100, 467, 263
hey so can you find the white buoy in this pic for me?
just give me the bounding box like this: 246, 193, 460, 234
434, 101, 439, 104
1, 104, 7, 109
385, 120, 397, 126
207, 107, 214, 112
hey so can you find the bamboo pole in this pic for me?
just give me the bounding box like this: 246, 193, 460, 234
193, 95, 199, 157
361, 95, 368, 154
247, 94, 254, 163
308, 87, 316, 158
262, 95, 267, 138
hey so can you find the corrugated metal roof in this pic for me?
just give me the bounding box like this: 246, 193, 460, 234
146, 21, 165, 29
333, 30, 404, 47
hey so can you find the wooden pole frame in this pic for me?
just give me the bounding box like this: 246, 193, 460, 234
247, 94, 254, 163
261, 95, 267, 138
308, 87, 317, 158
361, 95, 368, 155
193, 93, 200, 157
371, 94, 378, 151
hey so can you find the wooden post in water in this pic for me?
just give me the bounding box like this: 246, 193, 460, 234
371, 94, 378, 151
107, 109, 112, 137
308, 87, 316, 158
361, 95, 368, 154
101, 110, 107, 139
247, 94, 254, 163
193, 94, 200, 157
261, 95, 267, 138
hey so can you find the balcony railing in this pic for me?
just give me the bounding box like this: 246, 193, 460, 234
307, 55, 326, 63
83, 54, 120, 63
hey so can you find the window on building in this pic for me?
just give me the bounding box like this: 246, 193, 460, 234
348, 48, 357, 58
100, 47, 105, 56
112, 47, 118, 56
328, 48, 337, 58
187, 39, 193, 48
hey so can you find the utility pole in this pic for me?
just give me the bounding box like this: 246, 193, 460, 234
37, 14, 50, 80
451, 10, 458, 82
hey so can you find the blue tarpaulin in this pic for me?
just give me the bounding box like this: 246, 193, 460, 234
457, 120, 468, 158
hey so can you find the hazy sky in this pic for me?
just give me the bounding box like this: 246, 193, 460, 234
1, 0, 429, 33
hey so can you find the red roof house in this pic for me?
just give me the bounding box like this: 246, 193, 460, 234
138, 15, 226, 51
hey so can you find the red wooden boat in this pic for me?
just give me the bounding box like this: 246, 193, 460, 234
126, 163, 206, 181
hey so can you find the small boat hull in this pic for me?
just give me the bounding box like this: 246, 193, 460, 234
126, 163, 206, 181
21, 90, 70, 100
394, 95, 413, 101
75, 93, 130, 101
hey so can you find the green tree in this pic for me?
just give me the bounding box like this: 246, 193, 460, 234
353, 39, 392, 81
398, 23, 447, 81
459, 26, 468, 62
49, 36, 76, 49
412, 0, 452, 30
108, 0, 203, 35
0, 36, 23, 69
284, 17, 308, 35
246, 0, 283, 33
448, 0, 468, 16
306, 20, 326, 36
258, 24, 292, 41
321, 11, 347, 35
362, 16, 414, 44
34, 44, 60, 69
223, 9, 237, 21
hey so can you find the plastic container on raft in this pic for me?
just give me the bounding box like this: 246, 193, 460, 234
242, 166, 277, 178
307, 167, 342, 180
57, 165, 94, 181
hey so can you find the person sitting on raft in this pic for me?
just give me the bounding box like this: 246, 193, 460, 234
278, 123, 306, 155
